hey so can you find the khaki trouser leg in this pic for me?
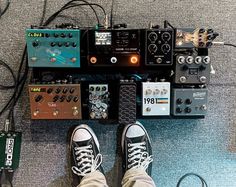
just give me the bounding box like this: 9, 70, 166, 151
121, 168, 156, 187
78, 171, 109, 187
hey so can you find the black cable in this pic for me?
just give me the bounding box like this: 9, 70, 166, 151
44, 3, 100, 26
110, 0, 115, 28
224, 43, 236, 48
176, 173, 208, 187
39, 0, 47, 26
0, 0, 10, 18
164, 20, 174, 29
43, 0, 106, 26
0, 59, 16, 89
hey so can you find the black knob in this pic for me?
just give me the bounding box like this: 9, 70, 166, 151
59, 95, 66, 102
70, 88, 75, 94
176, 98, 183, 104
68, 33, 73, 38
55, 88, 61, 94
102, 86, 107, 91
58, 42, 62, 47
185, 99, 192, 105
51, 42, 56, 47
32, 41, 39, 47
199, 28, 205, 33
66, 95, 73, 102
61, 33, 66, 38
72, 42, 77, 47
73, 96, 79, 102
35, 95, 43, 102
45, 33, 50, 37
185, 107, 192, 113
54, 33, 59, 38
96, 86, 100, 91
53, 95, 59, 102
161, 44, 171, 54
65, 42, 70, 47
62, 88, 68, 94
176, 107, 182, 113
47, 88, 53, 94
90, 87, 94, 91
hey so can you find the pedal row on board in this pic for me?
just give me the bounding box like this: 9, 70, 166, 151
26, 23, 218, 121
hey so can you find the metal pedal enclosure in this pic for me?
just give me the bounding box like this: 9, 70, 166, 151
0, 131, 22, 171
172, 88, 208, 116
118, 81, 137, 124
142, 82, 171, 116
89, 84, 109, 119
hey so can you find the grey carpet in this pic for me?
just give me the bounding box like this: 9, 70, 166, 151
0, 0, 236, 186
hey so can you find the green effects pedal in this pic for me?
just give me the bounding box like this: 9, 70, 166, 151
0, 131, 22, 171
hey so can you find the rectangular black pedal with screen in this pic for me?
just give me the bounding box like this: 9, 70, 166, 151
118, 81, 137, 124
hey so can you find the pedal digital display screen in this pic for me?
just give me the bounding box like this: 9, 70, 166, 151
95, 32, 112, 45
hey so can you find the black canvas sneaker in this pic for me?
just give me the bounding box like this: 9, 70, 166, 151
122, 121, 153, 175
70, 124, 103, 185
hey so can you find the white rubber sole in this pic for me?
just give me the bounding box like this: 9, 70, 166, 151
121, 121, 151, 152
70, 124, 100, 151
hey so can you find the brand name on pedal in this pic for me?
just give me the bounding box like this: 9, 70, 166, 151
5, 138, 14, 166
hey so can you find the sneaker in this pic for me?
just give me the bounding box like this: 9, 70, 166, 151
70, 124, 103, 184
121, 121, 153, 175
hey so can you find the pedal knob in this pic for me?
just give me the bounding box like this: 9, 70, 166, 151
203, 56, 210, 64
178, 56, 185, 64
185, 107, 192, 113
195, 56, 202, 64
186, 56, 194, 64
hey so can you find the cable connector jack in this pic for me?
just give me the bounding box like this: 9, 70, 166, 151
4, 119, 10, 132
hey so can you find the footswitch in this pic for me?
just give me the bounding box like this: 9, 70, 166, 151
89, 84, 109, 119
142, 82, 170, 116
174, 55, 211, 84
118, 81, 137, 124
172, 88, 208, 116
28, 84, 82, 119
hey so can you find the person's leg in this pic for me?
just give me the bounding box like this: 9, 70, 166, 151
121, 121, 156, 187
70, 124, 109, 187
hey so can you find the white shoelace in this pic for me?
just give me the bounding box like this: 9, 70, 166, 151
127, 142, 153, 170
71, 145, 102, 177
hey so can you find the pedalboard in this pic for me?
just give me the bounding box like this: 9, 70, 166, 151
171, 88, 208, 116
26, 29, 81, 68
87, 29, 140, 67
174, 55, 211, 84
28, 84, 82, 119
89, 84, 109, 119
145, 29, 174, 65
118, 81, 137, 124
142, 82, 171, 116
0, 131, 22, 171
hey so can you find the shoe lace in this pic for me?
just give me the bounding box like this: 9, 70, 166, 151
71, 145, 102, 177
127, 142, 153, 170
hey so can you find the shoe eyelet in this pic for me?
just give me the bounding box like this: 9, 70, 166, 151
128, 149, 131, 152
90, 150, 93, 153
144, 147, 146, 150
128, 159, 130, 162
128, 143, 131, 147
128, 154, 131, 157
128, 165, 130, 168
89, 145, 92, 148
143, 142, 146, 145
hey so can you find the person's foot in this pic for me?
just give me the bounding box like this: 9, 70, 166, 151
70, 124, 103, 184
122, 121, 153, 175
